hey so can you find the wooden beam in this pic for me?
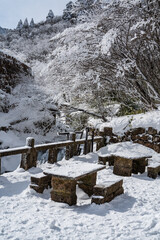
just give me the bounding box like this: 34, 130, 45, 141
0, 146, 30, 157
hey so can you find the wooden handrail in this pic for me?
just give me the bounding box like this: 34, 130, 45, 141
0, 135, 103, 174
0, 136, 103, 157
0, 146, 31, 157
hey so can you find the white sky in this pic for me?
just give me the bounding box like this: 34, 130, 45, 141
0, 0, 72, 29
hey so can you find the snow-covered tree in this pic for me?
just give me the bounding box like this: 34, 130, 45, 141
30, 18, 35, 27
23, 18, 29, 28
16, 19, 23, 30
63, 0, 102, 23
62, 1, 75, 22
46, 10, 54, 22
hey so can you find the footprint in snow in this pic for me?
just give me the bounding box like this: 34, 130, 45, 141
49, 220, 61, 231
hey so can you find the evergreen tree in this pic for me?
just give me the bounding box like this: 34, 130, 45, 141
62, 1, 75, 21
46, 10, 54, 22
16, 19, 23, 29
30, 18, 35, 27
23, 18, 29, 28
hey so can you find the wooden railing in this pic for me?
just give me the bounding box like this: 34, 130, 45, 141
0, 135, 104, 174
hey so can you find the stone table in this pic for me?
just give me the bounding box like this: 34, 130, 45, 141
98, 142, 153, 176
44, 161, 105, 205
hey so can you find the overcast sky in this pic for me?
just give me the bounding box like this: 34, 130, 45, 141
0, 0, 72, 29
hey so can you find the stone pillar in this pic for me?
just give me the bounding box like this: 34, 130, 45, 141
48, 148, 57, 164
96, 130, 106, 151
20, 137, 37, 170
113, 156, 132, 176
77, 172, 97, 196
132, 157, 148, 174
99, 131, 106, 147
50, 176, 77, 205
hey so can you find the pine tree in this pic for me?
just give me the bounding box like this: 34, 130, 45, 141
46, 10, 54, 22
30, 18, 35, 27
16, 19, 23, 29
62, 1, 75, 21
23, 18, 29, 28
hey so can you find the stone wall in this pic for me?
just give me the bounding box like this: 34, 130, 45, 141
95, 127, 160, 153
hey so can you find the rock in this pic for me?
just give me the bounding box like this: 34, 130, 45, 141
103, 127, 113, 136
109, 137, 119, 143
147, 127, 157, 135
130, 127, 145, 136
143, 142, 154, 150
153, 135, 160, 142
153, 144, 160, 153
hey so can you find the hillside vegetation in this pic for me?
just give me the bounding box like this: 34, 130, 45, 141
0, 0, 160, 135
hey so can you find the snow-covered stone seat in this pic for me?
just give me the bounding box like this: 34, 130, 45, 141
30, 172, 51, 193
91, 179, 124, 204
146, 154, 160, 179
147, 164, 160, 179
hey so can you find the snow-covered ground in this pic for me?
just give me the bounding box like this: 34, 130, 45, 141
89, 108, 160, 135
0, 152, 160, 240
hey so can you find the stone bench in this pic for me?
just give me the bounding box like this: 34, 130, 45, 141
147, 163, 160, 179
30, 173, 51, 193
98, 155, 114, 166
91, 179, 124, 204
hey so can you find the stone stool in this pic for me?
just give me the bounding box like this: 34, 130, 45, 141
91, 179, 124, 204
147, 163, 160, 179
30, 173, 51, 193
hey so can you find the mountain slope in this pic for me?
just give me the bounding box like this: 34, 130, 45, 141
0, 0, 160, 127
0, 51, 32, 94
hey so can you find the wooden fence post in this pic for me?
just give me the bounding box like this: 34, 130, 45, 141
20, 137, 37, 170
90, 129, 95, 152
65, 132, 77, 160
65, 133, 70, 160
48, 148, 58, 164
70, 132, 77, 158
84, 127, 89, 155
76, 131, 83, 155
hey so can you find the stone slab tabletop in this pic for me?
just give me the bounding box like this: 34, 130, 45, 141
43, 161, 106, 180
98, 141, 153, 159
